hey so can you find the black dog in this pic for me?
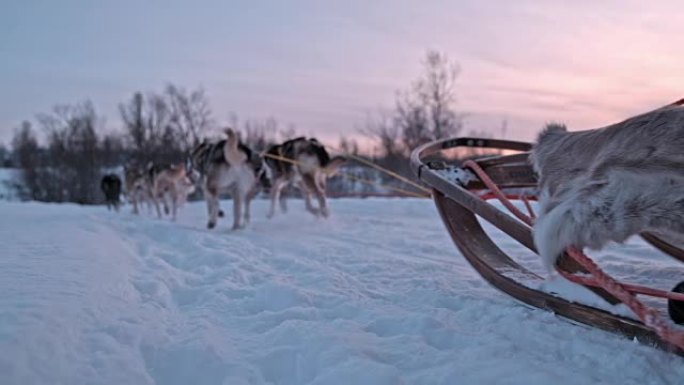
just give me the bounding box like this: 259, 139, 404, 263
101, 173, 122, 212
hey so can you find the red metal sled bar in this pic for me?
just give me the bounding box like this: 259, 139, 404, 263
411, 136, 684, 355
466, 160, 684, 302
464, 159, 684, 350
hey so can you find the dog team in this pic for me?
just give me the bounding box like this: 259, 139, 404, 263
100, 129, 346, 229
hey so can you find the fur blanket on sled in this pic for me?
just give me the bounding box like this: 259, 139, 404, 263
530, 101, 684, 271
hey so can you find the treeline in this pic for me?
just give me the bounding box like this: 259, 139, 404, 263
7, 51, 491, 204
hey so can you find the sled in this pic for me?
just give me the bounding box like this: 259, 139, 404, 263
410, 137, 684, 355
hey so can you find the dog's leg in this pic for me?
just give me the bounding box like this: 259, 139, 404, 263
232, 186, 243, 230
315, 173, 330, 218
169, 188, 178, 221
267, 178, 287, 218
301, 174, 324, 217
244, 184, 259, 226
203, 184, 212, 217
303, 189, 318, 216
293, 178, 316, 215
152, 190, 163, 219
146, 192, 155, 215
310, 175, 329, 218
279, 192, 288, 213
300, 182, 318, 216
206, 185, 219, 229
163, 191, 171, 216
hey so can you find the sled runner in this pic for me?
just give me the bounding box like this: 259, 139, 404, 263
410, 136, 684, 355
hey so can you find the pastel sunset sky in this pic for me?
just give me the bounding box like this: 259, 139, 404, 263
1, 0, 682, 149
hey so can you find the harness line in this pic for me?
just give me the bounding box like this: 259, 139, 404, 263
261, 152, 430, 199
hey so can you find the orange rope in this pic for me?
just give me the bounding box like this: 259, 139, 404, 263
262, 152, 429, 198
463, 160, 533, 226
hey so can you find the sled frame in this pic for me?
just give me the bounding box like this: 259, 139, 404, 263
410, 137, 684, 355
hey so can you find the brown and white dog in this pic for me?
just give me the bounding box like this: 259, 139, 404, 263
189, 129, 262, 230
263, 137, 346, 218
149, 163, 196, 221
531, 101, 684, 271
124, 165, 153, 215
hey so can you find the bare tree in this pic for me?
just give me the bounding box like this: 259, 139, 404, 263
119, 92, 168, 155
38, 101, 102, 203
166, 84, 212, 150
360, 112, 402, 159
119, 91, 183, 164
145, 93, 171, 150
0, 143, 10, 167
396, 101, 430, 152
100, 133, 125, 168
10, 102, 105, 203
11, 121, 40, 199
338, 135, 359, 156
119, 92, 147, 154
243, 117, 278, 151
397, 50, 462, 151
278, 124, 298, 142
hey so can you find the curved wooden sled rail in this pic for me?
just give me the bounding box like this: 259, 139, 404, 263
410, 137, 684, 355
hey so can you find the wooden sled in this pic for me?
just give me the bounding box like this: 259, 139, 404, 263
410, 137, 684, 355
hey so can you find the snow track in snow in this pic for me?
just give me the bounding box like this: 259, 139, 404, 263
1, 199, 682, 385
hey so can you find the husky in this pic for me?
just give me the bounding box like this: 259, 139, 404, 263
263, 137, 346, 218
531, 102, 684, 271
100, 173, 122, 212
189, 129, 263, 230
149, 162, 196, 221
124, 164, 153, 215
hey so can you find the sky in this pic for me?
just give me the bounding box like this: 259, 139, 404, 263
1, 0, 682, 150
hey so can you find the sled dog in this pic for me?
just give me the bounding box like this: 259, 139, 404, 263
263, 137, 346, 218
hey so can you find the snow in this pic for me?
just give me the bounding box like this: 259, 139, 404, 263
1, 198, 683, 385
437, 166, 476, 186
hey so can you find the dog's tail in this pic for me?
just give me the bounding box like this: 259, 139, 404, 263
223, 128, 246, 165
321, 156, 346, 176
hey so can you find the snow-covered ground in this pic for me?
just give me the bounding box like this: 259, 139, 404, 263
1, 198, 683, 385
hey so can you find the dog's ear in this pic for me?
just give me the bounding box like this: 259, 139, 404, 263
542, 122, 567, 133
537, 122, 567, 145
